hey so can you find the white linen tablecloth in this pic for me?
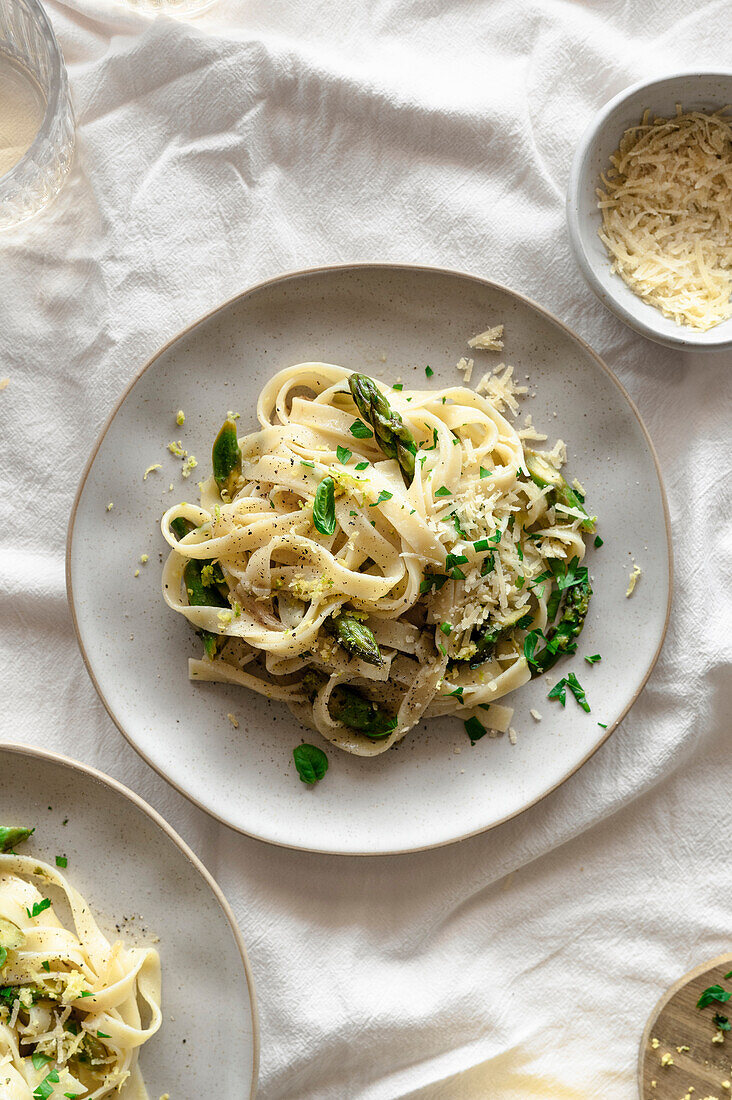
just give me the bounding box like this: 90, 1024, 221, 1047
1, 0, 731, 1096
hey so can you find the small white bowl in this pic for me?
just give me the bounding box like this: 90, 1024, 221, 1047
567, 71, 732, 351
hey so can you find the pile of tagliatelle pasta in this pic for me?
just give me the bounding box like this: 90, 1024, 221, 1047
162, 335, 596, 758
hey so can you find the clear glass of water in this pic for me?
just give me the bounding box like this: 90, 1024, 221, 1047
0, 0, 75, 231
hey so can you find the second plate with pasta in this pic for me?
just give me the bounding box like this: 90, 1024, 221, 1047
67, 264, 671, 854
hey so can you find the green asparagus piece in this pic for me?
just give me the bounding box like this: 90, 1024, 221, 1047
184, 559, 229, 661
330, 614, 383, 667
525, 451, 595, 533
527, 573, 592, 676
467, 609, 533, 669
300, 670, 397, 739
348, 374, 416, 485
212, 418, 242, 496
170, 516, 193, 541
78, 1033, 110, 1064
329, 685, 397, 738
0, 827, 33, 853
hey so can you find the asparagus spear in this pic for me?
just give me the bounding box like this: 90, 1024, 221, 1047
184, 559, 229, 661
0, 827, 33, 853
524, 451, 595, 533
329, 614, 383, 667
212, 418, 242, 496
301, 670, 397, 738
348, 374, 416, 485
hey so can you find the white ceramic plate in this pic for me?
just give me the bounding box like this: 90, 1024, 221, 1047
67, 264, 672, 855
0, 743, 258, 1095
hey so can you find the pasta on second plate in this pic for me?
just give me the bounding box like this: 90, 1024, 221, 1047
162, 359, 595, 756
0, 828, 161, 1100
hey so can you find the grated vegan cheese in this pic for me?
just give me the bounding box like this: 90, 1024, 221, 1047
597, 106, 732, 331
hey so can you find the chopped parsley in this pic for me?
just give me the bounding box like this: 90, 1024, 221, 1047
425, 366, 434, 377
31, 1053, 52, 1070
440, 623, 452, 635
448, 686, 464, 704
479, 467, 491, 479
547, 673, 590, 712
355, 461, 369, 471
336, 445, 352, 464
419, 573, 448, 594
488, 528, 502, 544
33, 1070, 59, 1099
435, 486, 451, 497
480, 553, 495, 576
392, 383, 403, 391
370, 490, 393, 507
41, 960, 50, 973
473, 538, 490, 551
584, 654, 601, 664
547, 678, 567, 705
597, 722, 607, 729
97, 1030, 111, 1038
594, 535, 604, 548
714, 1013, 731, 1032
26, 899, 51, 919
55, 855, 67, 868
349, 419, 373, 439
464, 716, 487, 744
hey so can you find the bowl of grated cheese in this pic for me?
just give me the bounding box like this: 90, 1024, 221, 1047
567, 71, 732, 351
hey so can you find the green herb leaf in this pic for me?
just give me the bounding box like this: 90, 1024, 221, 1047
350, 419, 373, 439
313, 477, 336, 536
425, 366, 434, 377
392, 383, 403, 391
434, 486, 452, 497
566, 672, 590, 712
0, 946, 6, 968
584, 654, 601, 664
419, 573, 448, 594
594, 535, 603, 548
26, 899, 51, 919
473, 538, 489, 551
489, 528, 502, 544
355, 461, 369, 471
598, 722, 607, 728
440, 623, 452, 635
726, 971, 732, 980
31, 1053, 52, 1070
300, 459, 315, 468
55, 855, 67, 868
370, 490, 393, 507
480, 553, 495, 576
698, 985, 732, 1009
523, 629, 545, 669
41, 961, 50, 973
714, 1013, 731, 1032
547, 678, 567, 706
479, 467, 491, 479
33, 1070, 59, 1100
336, 446, 352, 464
293, 744, 329, 785
464, 716, 487, 744
97, 1031, 111, 1038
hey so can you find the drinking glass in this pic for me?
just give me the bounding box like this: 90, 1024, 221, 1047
0, 0, 75, 231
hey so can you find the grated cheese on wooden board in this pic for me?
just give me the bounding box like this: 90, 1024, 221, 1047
597, 106, 732, 331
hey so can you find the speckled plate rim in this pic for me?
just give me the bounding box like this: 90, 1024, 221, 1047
66, 262, 674, 856
0, 740, 260, 1096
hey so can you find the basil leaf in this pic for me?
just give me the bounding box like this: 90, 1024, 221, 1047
293, 744, 329, 785
336, 445, 352, 464
698, 985, 732, 1009
349, 420, 373, 439
313, 477, 336, 536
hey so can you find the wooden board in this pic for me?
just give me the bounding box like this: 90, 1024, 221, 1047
639, 954, 732, 1099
